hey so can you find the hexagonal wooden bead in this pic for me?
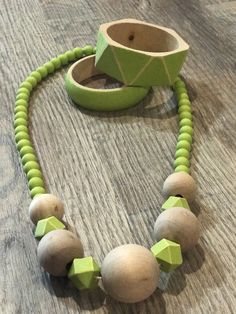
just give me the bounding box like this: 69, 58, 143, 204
151, 239, 183, 272
161, 196, 190, 211
68, 257, 100, 290
34, 216, 65, 239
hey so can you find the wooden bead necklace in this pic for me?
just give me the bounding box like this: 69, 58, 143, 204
14, 45, 200, 304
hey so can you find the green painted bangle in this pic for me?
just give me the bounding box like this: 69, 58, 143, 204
65, 55, 150, 111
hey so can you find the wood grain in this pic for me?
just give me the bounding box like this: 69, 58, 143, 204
1, 0, 236, 313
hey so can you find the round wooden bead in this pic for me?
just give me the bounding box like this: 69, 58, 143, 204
154, 207, 200, 252
29, 193, 64, 224
163, 172, 197, 202
37, 229, 84, 276
101, 244, 160, 303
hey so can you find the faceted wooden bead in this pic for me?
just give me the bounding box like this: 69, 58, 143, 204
154, 207, 200, 252
37, 229, 84, 276
29, 193, 64, 224
101, 244, 160, 303
163, 172, 197, 202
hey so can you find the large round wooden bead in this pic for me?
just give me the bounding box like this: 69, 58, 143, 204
101, 244, 160, 303
163, 172, 197, 202
154, 207, 200, 252
37, 229, 84, 276
29, 193, 64, 225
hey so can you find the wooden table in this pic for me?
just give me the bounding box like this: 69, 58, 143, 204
1, 0, 236, 313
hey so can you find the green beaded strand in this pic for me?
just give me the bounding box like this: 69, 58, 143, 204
14, 45, 95, 199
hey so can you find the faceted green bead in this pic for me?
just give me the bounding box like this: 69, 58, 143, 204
16, 139, 32, 151
20, 145, 35, 157
15, 111, 28, 120
36, 66, 48, 78
15, 131, 30, 143
175, 165, 190, 173
151, 239, 183, 272
27, 168, 43, 181
179, 125, 194, 136
161, 196, 190, 211
68, 257, 100, 290
15, 125, 28, 135
179, 111, 192, 120
178, 133, 192, 144
174, 156, 190, 168
21, 153, 37, 165
73, 47, 83, 58
34, 216, 65, 239
175, 148, 190, 159
28, 177, 44, 190
30, 186, 46, 198
23, 160, 40, 173
176, 140, 191, 151
82, 45, 94, 56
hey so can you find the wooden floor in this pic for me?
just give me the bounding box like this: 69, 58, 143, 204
1, 0, 236, 313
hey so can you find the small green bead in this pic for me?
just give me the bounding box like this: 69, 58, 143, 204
20, 81, 33, 91
176, 87, 187, 95
30, 186, 46, 198
22, 153, 37, 165
174, 156, 190, 168
65, 50, 76, 61
176, 140, 191, 151
51, 57, 61, 69
174, 80, 185, 89
44, 61, 55, 74
73, 47, 83, 58
179, 99, 191, 107
15, 125, 28, 134
36, 66, 48, 78
92, 47, 96, 54
82, 45, 94, 56
14, 118, 28, 128
28, 177, 44, 190
178, 132, 193, 144
16, 93, 29, 102
179, 118, 193, 128
179, 125, 194, 136
25, 76, 37, 88
175, 165, 190, 173
15, 99, 28, 107
179, 111, 192, 120
31, 71, 42, 83
175, 148, 190, 159
23, 160, 40, 173
178, 93, 189, 101
27, 168, 43, 180
16, 139, 32, 151
15, 131, 30, 143
20, 145, 35, 157
17, 87, 30, 96
15, 111, 28, 120
178, 105, 192, 114
14, 105, 27, 114
58, 54, 69, 65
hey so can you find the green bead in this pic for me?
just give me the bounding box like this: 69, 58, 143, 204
179, 125, 194, 136
178, 93, 189, 101
36, 66, 48, 78
180, 118, 192, 128
22, 153, 37, 165
179, 111, 192, 120
65, 50, 76, 61
175, 148, 190, 159
15, 131, 30, 143
161, 196, 190, 211
174, 80, 185, 89
176, 87, 187, 95
151, 239, 183, 272
58, 54, 69, 65
176, 140, 191, 151
16, 93, 29, 102
30, 186, 46, 198
68, 257, 100, 290
44, 61, 55, 74
16, 139, 32, 151
17, 87, 30, 95
27, 168, 43, 180
15, 125, 28, 134
34, 216, 65, 239
20, 145, 35, 157
92, 47, 97, 54
174, 156, 190, 168
175, 165, 190, 173
25, 76, 37, 88
15, 99, 28, 107
14, 111, 28, 120
23, 160, 40, 173
14, 105, 27, 114
31, 71, 42, 83
28, 177, 44, 190
73, 47, 83, 58
82, 45, 94, 56
14, 118, 28, 128
178, 105, 191, 114
179, 99, 191, 107
51, 57, 61, 69
20, 81, 33, 91
178, 132, 193, 144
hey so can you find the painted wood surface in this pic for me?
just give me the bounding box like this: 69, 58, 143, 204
1, 0, 236, 313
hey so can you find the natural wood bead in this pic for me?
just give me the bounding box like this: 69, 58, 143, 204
37, 229, 84, 276
154, 207, 200, 252
163, 172, 197, 202
29, 194, 64, 225
101, 244, 160, 303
